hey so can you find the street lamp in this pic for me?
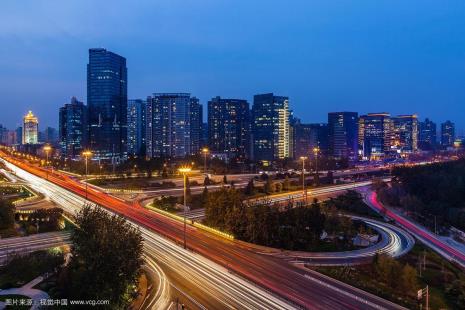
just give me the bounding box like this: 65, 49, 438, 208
43, 145, 52, 180
313, 146, 320, 185
202, 147, 209, 174
178, 166, 192, 249
82, 150, 93, 200
300, 156, 307, 204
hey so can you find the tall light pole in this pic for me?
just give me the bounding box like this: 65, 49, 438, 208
43, 145, 52, 180
202, 147, 209, 174
313, 146, 320, 185
179, 166, 192, 249
300, 156, 307, 204
82, 150, 92, 201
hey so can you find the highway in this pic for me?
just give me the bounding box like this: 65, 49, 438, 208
265, 216, 414, 266
0, 152, 406, 310
0, 231, 71, 265
361, 188, 465, 269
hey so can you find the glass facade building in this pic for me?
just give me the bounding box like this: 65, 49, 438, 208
127, 99, 146, 157
252, 93, 290, 163
441, 120, 455, 147
391, 115, 418, 154
146, 93, 201, 158
87, 48, 127, 161
359, 113, 391, 160
419, 118, 437, 150
59, 97, 87, 158
328, 112, 358, 160
208, 96, 250, 160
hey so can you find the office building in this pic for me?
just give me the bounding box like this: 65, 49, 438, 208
87, 48, 127, 161
252, 93, 290, 163
146, 93, 201, 158
359, 113, 391, 160
441, 120, 455, 147
391, 115, 418, 154
208, 96, 250, 160
292, 122, 328, 159
23, 111, 39, 145
127, 99, 146, 156
419, 118, 437, 150
328, 112, 358, 160
15, 127, 22, 145
59, 97, 88, 158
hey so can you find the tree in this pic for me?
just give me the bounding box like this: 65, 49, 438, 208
65, 205, 143, 309
0, 199, 15, 230
244, 178, 255, 196
282, 176, 291, 191
264, 178, 274, 194
398, 264, 417, 295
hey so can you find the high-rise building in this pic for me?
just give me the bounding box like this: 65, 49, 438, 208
41, 127, 58, 144
201, 122, 208, 148
23, 111, 39, 145
359, 113, 391, 160
87, 48, 127, 161
208, 96, 250, 160
252, 93, 290, 163
146, 93, 201, 158
59, 97, 88, 158
0, 124, 7, 145
292, 121, 328, 159
391, 115, 418, 154
419, 118, 437, 150
127, 99, 146, 157
441, 120, 455, 147
328, 112, 358, 160
190, 97, 202, 156
15, 127, 22, 145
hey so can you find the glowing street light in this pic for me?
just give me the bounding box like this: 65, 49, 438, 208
300, 156, 307, 204
179, 166, 192, 249
82, 150, 93, 200
43, 145, 52, 180
202, 147, 209, 174
313, 146, 320, 185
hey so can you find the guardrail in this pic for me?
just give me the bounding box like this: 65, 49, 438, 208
145, 203, 234, 240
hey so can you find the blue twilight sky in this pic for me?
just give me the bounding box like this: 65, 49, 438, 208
1, 0, 465, 133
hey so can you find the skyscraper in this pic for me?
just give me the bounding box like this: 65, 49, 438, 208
208, 96, 250, 160
292, 121, 328, 159
419, 118, 437, 150
22, 111, 39, 145
441, 120, 455, 147
87, 48, 127, 161
391, 115, 418, 154
328, 112, 358, 160
127, 99, 146, 157
146, 93, 201, 158
59, 97, 88, 158
359, 113, 391, 160
252, 93, 290, 163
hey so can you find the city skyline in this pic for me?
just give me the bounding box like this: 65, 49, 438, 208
1, 1, 465, 132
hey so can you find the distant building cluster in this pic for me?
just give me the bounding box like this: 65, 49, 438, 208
0, 48, 461, 164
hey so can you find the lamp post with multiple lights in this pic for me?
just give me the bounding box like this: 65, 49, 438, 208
43, 145, 52, 180
82, 150, 92, 200
300, 156, 307, 204
179, 166, 192, 249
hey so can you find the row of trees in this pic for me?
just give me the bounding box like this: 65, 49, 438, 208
205, 187, 326, 249
372, 254, 417, 295
204, 188, 370, 251
379, 159, 465, 230
0, 199, 15, 231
